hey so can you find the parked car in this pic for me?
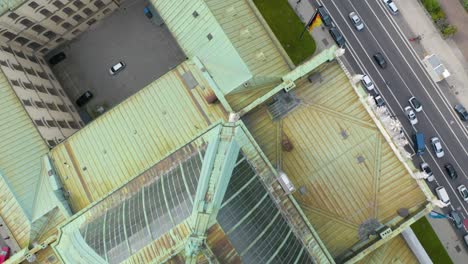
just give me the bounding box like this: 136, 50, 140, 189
374, 94, 385, 107
383, 0, 399, 15
373, 52, 387, 68
404, 106, 418, 125
144, 6, 153, 19
430, 137, 444, 158
318, 6, 333, 27
409, 96, 423, 112
329, 27, 345, 48
109, 61, 126, 75
449, 211, 463, 229
48, 52, 66, 66
349, 12, 364, 31
445, 163, 458, 179
420, 162, 434, 182
76, 91, 93, 107
458, 185, 468, 202
464, 234, 468, 247
454, 104, 468, 121
361, 75, 375, 91
435, 186, 450, 205
0, 247, 9, 263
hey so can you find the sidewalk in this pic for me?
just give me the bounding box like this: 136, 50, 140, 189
438, 0, 468, 63
426, 211, 468, 263
395, 0, 468, 107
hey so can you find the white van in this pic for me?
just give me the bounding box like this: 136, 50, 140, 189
435, 186, 450, 205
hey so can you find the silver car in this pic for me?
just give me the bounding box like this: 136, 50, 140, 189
458, 185, 468, 202
404, 106, 418, 125
430, 137, 444, 158
361, 75, 375, 91
349, 12, 364, 31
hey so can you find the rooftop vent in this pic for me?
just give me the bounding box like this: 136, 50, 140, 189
192, 11, 199, 18
207, 33, 213, 41
267, 90, 300, 121
357, 155, 365, 164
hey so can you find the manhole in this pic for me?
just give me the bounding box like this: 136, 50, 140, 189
322, 38, 329, 46
341, 129, 348, 139
455, 245, 461, 253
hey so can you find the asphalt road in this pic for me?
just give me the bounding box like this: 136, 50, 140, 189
316, 0, 468, 239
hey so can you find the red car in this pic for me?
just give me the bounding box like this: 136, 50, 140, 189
0, 247, 10, 263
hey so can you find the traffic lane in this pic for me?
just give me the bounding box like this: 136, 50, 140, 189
333, 0, 468, 178
362, 0, 468, 141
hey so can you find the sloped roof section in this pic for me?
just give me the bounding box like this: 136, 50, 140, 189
0, 0, 25, 16
150, 0, 252, 94
0, 70, 49, 219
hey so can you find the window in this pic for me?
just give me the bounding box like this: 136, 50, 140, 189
86, 18, 96, 26
68, 120, 79, 129
32, 24, 46, 34
22, 99, 32, 106
73, 14, 83, 22
57, 120, 69, 128
35, 101, 45, 108
35, 85, 47, 93
28, 1, 39, 9
39, 8, 52, 17
20, 18, 34, 28
35, 119, 45, 126
94, 0, 105, 9
73, 0, 85, 9
25, 68, 36, 76
46, 120, 57, 127
51, 15, 64, 24
1, 46, 12, 53
47, 140, 56, 147
102, 8, 111, 15
61, 22, 72, 30
62, 7, 75, 16
40, 47, 49, 54
43, 30, 57, 40
46, 103, 58, 111
12, 64, 22, 71
72, 29, 81, 35
27, 42, 41, 50
47, 87, 59, 96
55, 37, 64, 43
10, 80, 20, 86
53, 0, 65, 9
14, 50, 26, 59
23, 82, 34, 90
82, 8, 93, 16
14, 37, 29, 45
28, 55, 38, 63
3, 31, 17, 41
37, 71, 48, 79
7, 12, 19, 20
0, 60, 7, 67
57, 104, 68, 112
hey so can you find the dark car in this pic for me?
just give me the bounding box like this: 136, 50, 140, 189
374, 94, 385, 107
373, 52, 387, 68
329, 27, 345, 48
76, 91, 93, 107
454, 104, 468, 121
449, 211, 463, 229
318, 6, 332, 27
48, 52, 66, 66
445, 163, 458, 179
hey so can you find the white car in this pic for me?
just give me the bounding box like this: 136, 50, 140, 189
109, 61, 126, 75
409, 96, 423, 112
349, 12, 364, 31
404, 106, 418, 125
420, 162, 434, 182
430, 137, 444, 158
361, 75, 375, 91
458, 185, 468, 202
383, 0, 399, 15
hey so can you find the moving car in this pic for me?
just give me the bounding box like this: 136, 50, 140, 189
329, 27, 345, 48
109, 61, 126, 75
48, 52, 66, 66
0, 247, 9, 263
435, 186, 450, 205
404, 106, 418, 125
373, 52, 387, 68
76, 91, 93, 107
361, 75, 375, 91
445, 163, 458, 179
454, 104, 468, 121
374, 94, 385, 107
349, 12, 364, 31
383, 0, 399, 15
318, 6, 333, 27
409, 96, 422, 112
430, 137, 444, 158
449, 211, 463, 229
458, 185, 468, 202
420, 162, 434, 182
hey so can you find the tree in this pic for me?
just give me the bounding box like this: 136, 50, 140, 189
442, 24, 457, 38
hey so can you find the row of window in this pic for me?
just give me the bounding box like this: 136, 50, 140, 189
9, 78, 66, 99
35, 118, 80, 130
0, 58, 56, 82
22, 98, 74, 113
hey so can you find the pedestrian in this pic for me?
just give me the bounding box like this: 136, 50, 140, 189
296, 0, 302, 4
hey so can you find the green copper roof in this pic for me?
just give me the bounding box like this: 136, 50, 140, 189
0, 0, 25, 16
0, 69, 49, 220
